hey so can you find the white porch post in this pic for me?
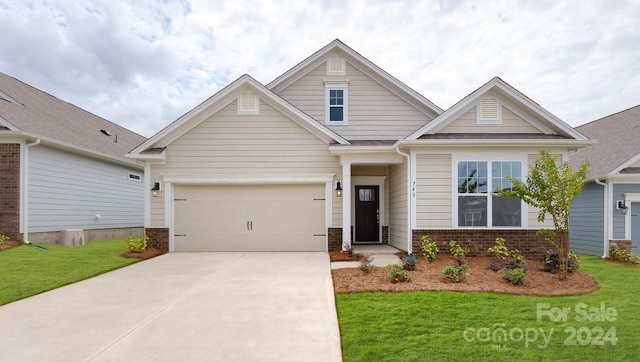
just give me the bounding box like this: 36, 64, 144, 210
342, 161, 352, 249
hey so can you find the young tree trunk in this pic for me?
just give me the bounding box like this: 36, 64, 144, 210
557, 230, 569, 281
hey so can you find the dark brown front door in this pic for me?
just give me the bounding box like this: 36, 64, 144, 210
355, 185, 379, 242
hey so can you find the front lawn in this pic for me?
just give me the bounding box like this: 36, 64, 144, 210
336, 255, 640, 361
0, 239, 140, 306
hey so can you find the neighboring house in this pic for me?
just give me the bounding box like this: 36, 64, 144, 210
0, 72, 147, 243
129, 39, 591, 255
569, 105, 640, 257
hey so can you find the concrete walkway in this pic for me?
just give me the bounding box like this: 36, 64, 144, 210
330, 245, 402, 269
0, 253, 342, 361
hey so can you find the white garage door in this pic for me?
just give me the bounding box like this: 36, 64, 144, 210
174, 184, 326, 251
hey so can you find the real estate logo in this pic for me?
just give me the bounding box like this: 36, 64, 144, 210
462, 302, 618, 350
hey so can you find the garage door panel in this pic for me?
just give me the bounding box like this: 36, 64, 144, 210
174, 184, 325, 251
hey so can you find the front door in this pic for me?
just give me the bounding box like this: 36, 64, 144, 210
355, 185, 380, 242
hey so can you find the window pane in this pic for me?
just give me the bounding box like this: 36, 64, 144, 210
492, 197, 521, 226
458, 196, 487, 226
329, 107, 343, 121
359, 188, 374, 202
457, 161, 487, 194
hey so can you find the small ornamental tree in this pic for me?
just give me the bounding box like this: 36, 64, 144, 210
496, 150, 588, 281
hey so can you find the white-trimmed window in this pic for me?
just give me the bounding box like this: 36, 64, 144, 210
476, 97, 502, 124
325, 83, 348, 125
128, 172, 142, 181
457, 160, 522, 227
237, 91, 260, 115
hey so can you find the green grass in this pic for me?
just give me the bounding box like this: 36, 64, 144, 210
336, 256, 640, 361
0, 239, 140, 306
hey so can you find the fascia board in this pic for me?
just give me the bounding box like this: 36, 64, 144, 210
398, 139, 594, 150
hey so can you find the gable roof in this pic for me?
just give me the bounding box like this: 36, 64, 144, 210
0, 72, 146, 167
405, 77, 590, 144
129, 74, 349, 158
570, 104, 640, 179
267, 39, 442, 119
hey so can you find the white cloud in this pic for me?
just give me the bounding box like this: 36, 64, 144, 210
1, 0, 639, 137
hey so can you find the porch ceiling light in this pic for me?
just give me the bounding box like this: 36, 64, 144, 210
336, 181, 343, 197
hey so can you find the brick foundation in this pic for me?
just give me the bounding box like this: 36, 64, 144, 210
610, 240, 631, 252
0, 144, 21, 241
145, 228, 169, 252
412, 229, 555, 260
328, 227, 342, 251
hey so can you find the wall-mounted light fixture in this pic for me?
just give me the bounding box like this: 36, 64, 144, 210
336, 181, 343, 197
617, 200, 629, 215
151, 182, 161, 197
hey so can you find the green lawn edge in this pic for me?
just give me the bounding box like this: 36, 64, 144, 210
336, 255, 640, 361
0, 238, 141, 306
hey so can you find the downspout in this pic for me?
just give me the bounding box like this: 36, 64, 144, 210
395, 146, 412, 254
23, 138, 41, 244
595, 178, 608, 258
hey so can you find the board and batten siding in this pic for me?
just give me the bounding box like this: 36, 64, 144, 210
277, 57, 433, 140
149, 100, 342, 227
415, 154, 452, 228
388, 161, 408, 250
439, 106, 541, 134
569, 181, 605, 255
28, 145, 144, 232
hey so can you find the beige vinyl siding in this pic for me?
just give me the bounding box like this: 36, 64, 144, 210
277, 59, 433, 140
149, 100, 341, 227
415, 154, 452, 228
527, 153, 554, 228
439, 106, 541, 134
388, 161, 408, 250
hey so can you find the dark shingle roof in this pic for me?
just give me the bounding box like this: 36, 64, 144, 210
570, 105, 640, 178
0, 72, 146, 166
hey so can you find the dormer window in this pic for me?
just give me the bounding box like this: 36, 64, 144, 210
477, 97, 502, 124
324, 82, 348, 125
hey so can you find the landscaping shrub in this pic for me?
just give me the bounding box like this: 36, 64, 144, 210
421, 235, 439, 261
401, 254, 416, 271
0, 234, 8, 245
359, 254, 373, 274
609, 243, 640, 264
125, 235, 148, 252
441, 264, 469, 283
488, 237, 510, 260
386, 264, 410, 283
488, 261, 502, 272
501, 258, 528, 271
500, 267, 528, 286
543, 251, 580, 274
449, 240, 469, 266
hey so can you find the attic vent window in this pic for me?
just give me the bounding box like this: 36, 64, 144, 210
477, 97, 502, 124
237, 91, 260, 115
327, 54, 346, 75
100, 129, 112, 136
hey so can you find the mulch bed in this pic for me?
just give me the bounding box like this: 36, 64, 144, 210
332, 256, 600, 296
0, 239, 20, 251
121, 248, 165, 259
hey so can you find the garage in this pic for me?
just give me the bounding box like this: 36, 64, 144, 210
173, 184, 326, 251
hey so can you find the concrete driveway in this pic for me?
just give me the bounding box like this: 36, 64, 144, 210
0, 252, 342, 361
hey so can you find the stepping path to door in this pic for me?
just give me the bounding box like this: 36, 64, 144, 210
330, 245, 402, 269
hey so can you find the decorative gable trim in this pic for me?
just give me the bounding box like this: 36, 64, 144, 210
326, 54, 346, 75
476, 97, 501, 124
405, 77, 590, 141
129, 75, 349, 159
237, 91, 260, 115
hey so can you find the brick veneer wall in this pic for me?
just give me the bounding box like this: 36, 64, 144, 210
145, 228, 169, 252
412, 229, 555, 259
382, 226, 389, 244
610, 240, 631, 252
328, 227, 342, 251
0, 144, 21, 241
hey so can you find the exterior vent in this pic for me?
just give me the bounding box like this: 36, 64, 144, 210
237, 91, 260, 115
477, 97, 501, 124
327, 54, 346, 75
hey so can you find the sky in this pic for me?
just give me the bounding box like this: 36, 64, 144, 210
1, 0, 639, 138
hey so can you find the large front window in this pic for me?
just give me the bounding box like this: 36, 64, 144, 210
457, 161, 522, 227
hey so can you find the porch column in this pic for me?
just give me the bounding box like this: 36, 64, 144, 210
342, 161, 352, 249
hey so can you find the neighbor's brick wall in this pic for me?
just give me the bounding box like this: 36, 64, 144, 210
0, 144, 21, 241
412, 229, 555, 259
146, 228, 169, 252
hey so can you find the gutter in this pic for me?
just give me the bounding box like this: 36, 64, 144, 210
23, 138, 41, 244
395, 146, 413, 254
594, 178, 608, 258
